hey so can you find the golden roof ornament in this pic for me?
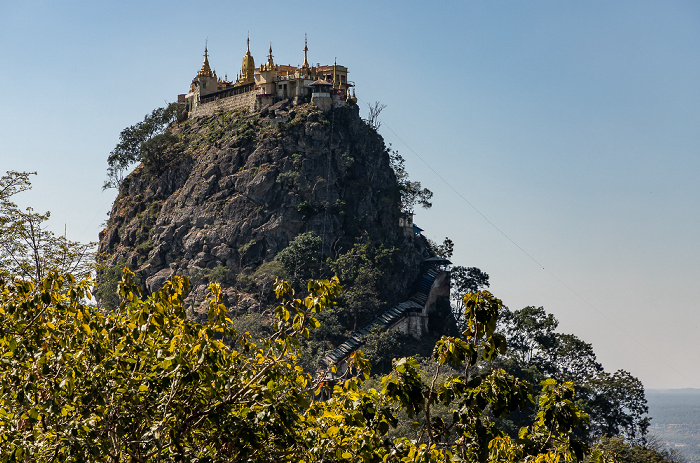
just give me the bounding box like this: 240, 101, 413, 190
302, 34, 309, 69
333, 58, 337, 89
266, 43, 275, 69
197, 46, 214, 78
238, 35, 255, 84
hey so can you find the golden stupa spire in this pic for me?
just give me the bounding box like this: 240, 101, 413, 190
302, 34, 309, 69
237, 34, 255, 85
262, 42, 275, 71
197, 42, 214, 78
332, 58, 337, 89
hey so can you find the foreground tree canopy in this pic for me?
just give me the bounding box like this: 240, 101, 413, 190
0, 268, 611, 462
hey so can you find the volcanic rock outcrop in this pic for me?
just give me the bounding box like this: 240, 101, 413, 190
98, 101, 424, 309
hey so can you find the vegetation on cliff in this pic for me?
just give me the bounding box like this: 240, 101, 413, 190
98, 102, 418, 307
97, 101, 441, 373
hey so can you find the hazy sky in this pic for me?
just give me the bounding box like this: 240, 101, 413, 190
1, 1, 699, 389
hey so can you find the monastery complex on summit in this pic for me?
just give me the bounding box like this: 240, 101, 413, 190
180, 37, 356, 117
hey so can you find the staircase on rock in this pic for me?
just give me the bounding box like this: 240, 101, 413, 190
320, 259, 448, 368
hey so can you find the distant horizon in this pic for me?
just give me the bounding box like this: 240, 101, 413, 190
648, 389, 700, 393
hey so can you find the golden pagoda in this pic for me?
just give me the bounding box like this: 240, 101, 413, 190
236, 37, 255, 85
197, 46, 214, 78
183, 35, 353, 116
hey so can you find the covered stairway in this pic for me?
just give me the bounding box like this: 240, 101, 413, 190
320, 257, 449, 369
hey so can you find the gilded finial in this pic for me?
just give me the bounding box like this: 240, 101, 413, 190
333, 58, 337, 89
302, 33, 309, 69
266, 42, 275, 69
237, 34, 255, 85
197, 42, 214, 78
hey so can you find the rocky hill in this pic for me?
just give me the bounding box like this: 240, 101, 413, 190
98, 101, 430, 318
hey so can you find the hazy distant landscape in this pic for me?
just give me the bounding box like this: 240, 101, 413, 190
647, 389, 700, 462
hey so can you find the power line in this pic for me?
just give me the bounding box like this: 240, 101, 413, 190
366, 104, 693, 385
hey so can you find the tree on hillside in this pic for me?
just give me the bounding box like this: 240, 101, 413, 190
427, 237, 455, 259
104, 103, 184, 190
328, 240, 400, 332
0, 266, 605, 462
594, 436, 686, 463
364, 101, 386, 130
275, 231, 323, 283
450, 265, 490, 329
586, 370, 650, 444
389, 150, 433, 212
497, 305, 650, 444
0, 171, 94, 283
499, 306, 559, 368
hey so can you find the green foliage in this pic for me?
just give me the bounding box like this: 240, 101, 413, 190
592, 437, 686, 463
428, 237, 454, 259
94, 257, 129, 311
360, 328, 420, 374
497, 305, 650, 444
232, 113, 256, 141
251, 260, 288, 298
275, 231, 322, 283
586, 370, 650, 443
329, 240, 400, 331
340, 152, 354, 166
377, 291, 592, 462
104, 103, 183, 190
297, 200, 317, 218
206, 265, 231, 284
228, 311, 274, 345
500, 306, 559, 367
450, 266, 490, 331
0, 270, 340, 461
451, 266, 490, 296
237, 237, 257, 256
390, 150, 433, 212
0, 266, 597, 462
134, 239, 156, 256
140, 132, 180, 171
276, 170, 299, 185
0, 171, 95, 284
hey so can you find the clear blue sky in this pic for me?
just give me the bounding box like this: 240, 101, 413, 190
1, 1, 699, 389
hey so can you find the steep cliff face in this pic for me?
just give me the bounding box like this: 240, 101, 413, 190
99, 101, 424, 308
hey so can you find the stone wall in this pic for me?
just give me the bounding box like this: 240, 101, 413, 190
394, 312, 429, 338
190, 91, 257, 117
392, 271, 451, 338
